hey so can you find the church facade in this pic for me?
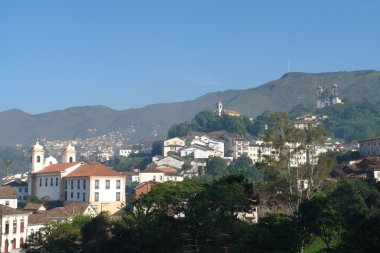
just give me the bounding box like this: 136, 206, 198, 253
316, 84, 343, 108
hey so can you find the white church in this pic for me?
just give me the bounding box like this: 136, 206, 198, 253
28, 141, 126, 214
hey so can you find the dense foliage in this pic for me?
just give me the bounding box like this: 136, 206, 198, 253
168, 110, 256, 138
0, 146, 29, 178
24, 178, 380, 253
290, 101, 380, 142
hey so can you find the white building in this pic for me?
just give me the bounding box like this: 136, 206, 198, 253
0, 205, 29, 253
163, 137, 185, 156
63, 163, 126, 214
0, 187, 18, 209
179, 145, 210, 159
139, 167, 183, 184
190, 135, 225, 157
119, 149, 132, 157
2, 180, 28, 204
359, 136, 380, 158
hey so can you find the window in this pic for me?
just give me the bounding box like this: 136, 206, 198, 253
13, 219, 17, 234
116, 180, 120, 189
95, 180, 99, 189
18, 196, 21, 200
83, 180, 86, 189
95, 192, 99, 202
65, 181, 68, 190
5, 221, 9, 234
6, 201, 9, 206
25, 187, 28, 193
37, 156, 40, 163
45, 178, 48, 186
116, 192, 121, 201
40, 178, 42, 187
83, 192, 86, 202
153, 175, 156, 181
71, 180, 73, 190
77, 192, 80, 199
71, 192, 73, 199
20, 237, 24, 247
20, 220, 24, 233
50, 178, 53, 186
19, 188, 22, 193
56, 178, 59, 186
23, 196, 27, 200
69, 157, 73, 163
159, 175, 163, 181
77, 180, 80, 189
106, 180, 110, 189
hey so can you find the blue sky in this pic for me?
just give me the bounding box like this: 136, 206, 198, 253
1, 1, 380, 114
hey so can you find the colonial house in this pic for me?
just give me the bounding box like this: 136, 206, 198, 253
3, 180, 28, 204
135, 181, 160, 198
330, 156, 380, 181
163, 137, 186, 156
0, 205, 29, 253
27, 202, 97, 237
153, 154, 186, 170
190, 135, 225, 157
139, 166, 183, 184
63, 163, 126, 214
28, 141, 126, 215
179, 145, 210, 159
359, 136, 380, 158
0, 187, 18, 209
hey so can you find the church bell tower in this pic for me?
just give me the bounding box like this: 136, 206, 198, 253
30, 140, 45, 173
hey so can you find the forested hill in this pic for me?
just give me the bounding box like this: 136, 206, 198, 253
1, 70, 380, 145
289, 101, 380, 143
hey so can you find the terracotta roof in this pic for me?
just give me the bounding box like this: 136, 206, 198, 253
28, 203, 93, 225
28, 208, 70, 225
3, 179, 28, 187
23, 203, 45, 211
65, 162, 122, 178
141, 166, 163, 173
223, 109, 241, 116
0, 186, 17, 199
35, 162, 80, 174
359, 136, 380, 142
63, 202, 92, 214
0, 204, 27, 215
135, 181, 160, 189
156, 167, 177, 174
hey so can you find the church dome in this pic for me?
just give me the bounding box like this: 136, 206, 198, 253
33, 140, 44, 151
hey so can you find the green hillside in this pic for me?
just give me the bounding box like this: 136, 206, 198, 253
0, 70, 380, 146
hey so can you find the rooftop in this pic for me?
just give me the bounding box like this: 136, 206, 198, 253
65, 162, 122, 177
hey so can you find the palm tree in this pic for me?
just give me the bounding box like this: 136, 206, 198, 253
3, 159, 13, 177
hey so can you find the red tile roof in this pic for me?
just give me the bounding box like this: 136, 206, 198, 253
156, 167, 177, 174
23, 203, 45, 211
35, 162, 80, 174
0, 186, 17, 199
0, 204, 27, 215
65, 162, 122, 178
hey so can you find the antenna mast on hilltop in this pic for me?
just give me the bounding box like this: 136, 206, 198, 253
288, 60, 290, 73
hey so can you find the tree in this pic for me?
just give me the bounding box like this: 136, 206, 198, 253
205, 156, 228, 176
23, 222, 81, 253
2, 159, 12, 177
151, 140, 163, 156
228, 155, 263, 184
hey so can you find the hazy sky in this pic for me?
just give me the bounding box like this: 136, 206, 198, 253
1, 1, 380, 114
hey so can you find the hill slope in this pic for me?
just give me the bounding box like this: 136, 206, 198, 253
1, 70, 380, 145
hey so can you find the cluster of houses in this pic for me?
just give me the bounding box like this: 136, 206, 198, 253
0, 107, 371, 253
0, 141, 126, 252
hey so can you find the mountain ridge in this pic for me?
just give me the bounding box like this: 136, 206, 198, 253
1, 70, 380, 146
